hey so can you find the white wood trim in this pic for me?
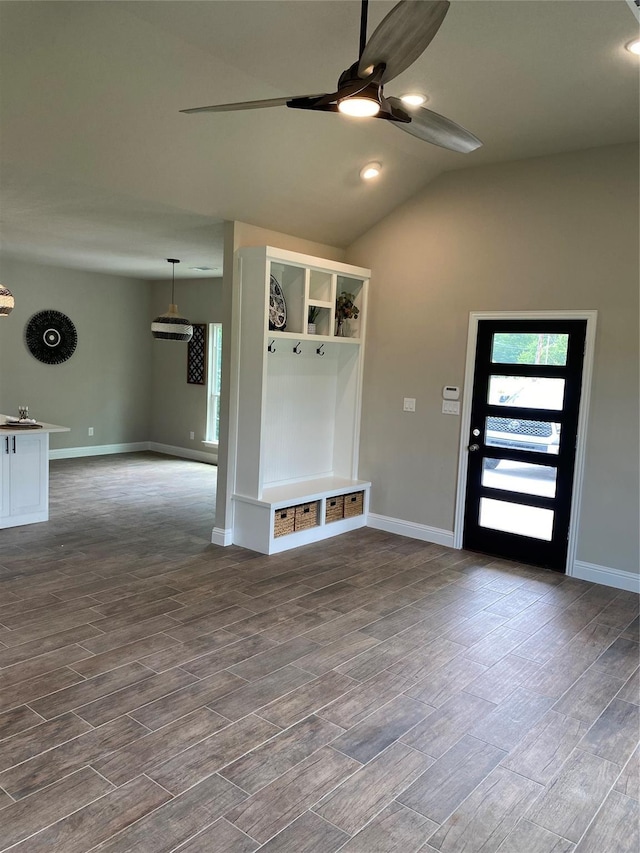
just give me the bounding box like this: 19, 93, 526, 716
453, 318, 482, 549
50, 442, 149, 460
453, 311, 598, 580
564, 314, 598, 578
148, 442, 217, 465
51, 442, 218, 464
235, 478, 371, 509
368, 513, 455, 549
263, 245, 371, 278
211, 527, 233, 546
573, 560, 640, 593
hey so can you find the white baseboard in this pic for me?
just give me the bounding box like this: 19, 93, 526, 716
50, 442, 149, 460
50, 441, 218, 465
367, 513, 456, 549
148, 442, 217, 465
572, 560, 640, 593
211, 527, 233, 546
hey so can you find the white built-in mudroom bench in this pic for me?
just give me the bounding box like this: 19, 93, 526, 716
230, 247, 371, 554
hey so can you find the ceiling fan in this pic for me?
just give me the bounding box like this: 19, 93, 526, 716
181, 0, 481, 154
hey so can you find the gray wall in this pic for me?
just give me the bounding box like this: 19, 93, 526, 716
346, 143, 639, 576
149, 275, 224, 455
0, 257, 152, 450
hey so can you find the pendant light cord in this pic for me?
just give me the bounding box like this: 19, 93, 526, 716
167, 258, 180, 305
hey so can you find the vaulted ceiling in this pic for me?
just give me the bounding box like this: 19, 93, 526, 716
0, 1, 638, 278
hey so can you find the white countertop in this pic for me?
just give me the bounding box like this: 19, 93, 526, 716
0, 415, 70, 434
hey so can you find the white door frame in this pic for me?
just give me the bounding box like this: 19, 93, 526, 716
453, 310, 598, 577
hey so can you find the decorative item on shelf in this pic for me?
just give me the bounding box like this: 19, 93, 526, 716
0, 285, 15, 317
187, 323, 207, 384
335, 291, 359, 337
268, 274, 287, 331
25, 310, 78, 364
151, 259, 193, 342
307, 305, 320, 335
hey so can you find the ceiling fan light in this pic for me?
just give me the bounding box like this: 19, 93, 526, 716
338, 97, 380, 117
0, 285, 15, 316
400, 93, 427, 107
626, 39, 640, 55
360, 162, 382, 180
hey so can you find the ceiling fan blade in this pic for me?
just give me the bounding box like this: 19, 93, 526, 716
387, 97, 481, 153
358, 0, 450, 84
181, 96, 323, 115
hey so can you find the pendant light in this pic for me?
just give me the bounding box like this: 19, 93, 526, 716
151, 259, 193, 341
0, 285, 15, 316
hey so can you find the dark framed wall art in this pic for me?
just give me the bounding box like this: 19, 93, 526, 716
187, 323, 207, 385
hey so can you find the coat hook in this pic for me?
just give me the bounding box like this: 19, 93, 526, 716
293, 342, 302, 354
316, 344, 325, 357
267, 340, 276, 353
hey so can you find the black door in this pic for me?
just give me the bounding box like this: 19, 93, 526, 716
463, 320, 587, 571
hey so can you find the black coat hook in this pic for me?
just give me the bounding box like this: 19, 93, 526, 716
293, 342, 302, 354
316, 344, 325, 357
267, 340, 276, 353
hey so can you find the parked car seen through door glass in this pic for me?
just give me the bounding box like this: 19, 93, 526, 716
485, 378, 565, 467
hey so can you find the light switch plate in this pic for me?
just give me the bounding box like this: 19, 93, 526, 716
442, 400, 460, 415
403, 398, 416, 412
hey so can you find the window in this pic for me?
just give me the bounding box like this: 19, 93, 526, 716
205, 323, 223, 443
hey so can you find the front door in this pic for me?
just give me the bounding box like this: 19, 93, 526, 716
463, 319, 587, 571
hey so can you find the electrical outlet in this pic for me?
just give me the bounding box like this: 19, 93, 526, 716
88, 427, 94, 436
403, 398, 416, 412
189, 431, 195, 440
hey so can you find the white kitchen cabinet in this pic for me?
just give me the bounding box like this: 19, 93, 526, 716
230, 246, 371, 554
0, 419, 69, 529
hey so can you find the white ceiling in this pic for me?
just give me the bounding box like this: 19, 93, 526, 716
0, 1, 638, 279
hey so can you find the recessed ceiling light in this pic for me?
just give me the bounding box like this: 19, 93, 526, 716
189, 266, 215, 272
626, 39, 640, 55
360, 162, 382, 181
400, 93, 427, 107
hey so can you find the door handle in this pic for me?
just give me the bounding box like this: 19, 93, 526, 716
4, 436, 8, 454
468, 444, 480, 452
12, 436, 16, 453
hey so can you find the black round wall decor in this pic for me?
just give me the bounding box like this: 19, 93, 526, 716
25, 310, 78, 365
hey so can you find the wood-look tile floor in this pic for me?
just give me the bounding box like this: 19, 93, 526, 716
0, 452, 638, 853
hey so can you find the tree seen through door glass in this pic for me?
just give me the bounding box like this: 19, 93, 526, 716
491, 332, 569, 365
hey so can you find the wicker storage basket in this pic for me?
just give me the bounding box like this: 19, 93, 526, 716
294, 501, 319, 531
325, 495, 344, 523
274, 506, 295, 537
343, 491, 364, 518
